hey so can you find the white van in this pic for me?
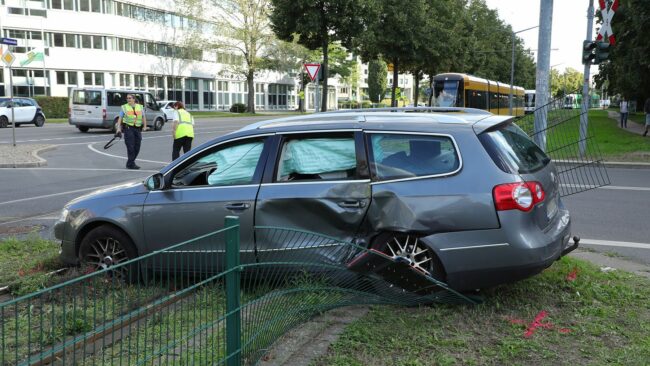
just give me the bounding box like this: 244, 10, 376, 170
69, 88, 166, 132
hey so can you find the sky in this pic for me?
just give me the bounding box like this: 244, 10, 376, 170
484, 0, 602, 75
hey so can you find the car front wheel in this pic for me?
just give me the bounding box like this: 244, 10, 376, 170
35, 114, 45, 127
79, 226, 138, 280
153, 117, 164, 131
0, 116, 7, 128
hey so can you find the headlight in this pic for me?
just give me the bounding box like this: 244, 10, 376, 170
58, 207, 69, 222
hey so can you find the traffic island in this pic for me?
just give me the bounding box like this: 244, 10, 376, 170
0, 144, 55, 168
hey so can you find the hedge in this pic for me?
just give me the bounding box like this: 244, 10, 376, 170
35, 97, 69, 119
230, 103, 246, 113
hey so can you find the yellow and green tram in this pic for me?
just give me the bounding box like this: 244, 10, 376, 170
432, 73, 525, 116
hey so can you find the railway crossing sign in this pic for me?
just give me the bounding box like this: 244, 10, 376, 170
304, 63, 321, 82
597, 0, 618, 45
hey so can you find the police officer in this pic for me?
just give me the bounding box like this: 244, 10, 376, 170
116, 94, 147, 169
171, 101, 194, 161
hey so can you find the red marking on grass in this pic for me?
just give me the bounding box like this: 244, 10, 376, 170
566, 266, 579, 282
507, 311, 572, 338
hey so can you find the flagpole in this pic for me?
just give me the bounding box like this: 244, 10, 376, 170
41, 18, 48, 96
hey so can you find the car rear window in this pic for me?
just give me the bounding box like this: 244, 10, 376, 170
72, 90, 101, 106
479, 122, 550, 174
369, 133, 460, 181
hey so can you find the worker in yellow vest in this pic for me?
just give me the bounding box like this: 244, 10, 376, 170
171, 101, 195, 160
116, 94, 147, 169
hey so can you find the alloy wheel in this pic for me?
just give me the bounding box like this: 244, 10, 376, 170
82, 237, 130, 275
383, 235, 435, 276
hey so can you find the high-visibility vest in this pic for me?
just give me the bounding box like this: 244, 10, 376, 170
121, 103, 143, 127
175, 109, 195, 139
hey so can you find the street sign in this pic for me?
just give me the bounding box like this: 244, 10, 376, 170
597, 0, 618, 45
1, 50, 15, 67
0, 37, 18, 46
304, 63, 321, 82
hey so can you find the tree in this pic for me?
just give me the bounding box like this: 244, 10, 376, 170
367, 59, 387, 103
550, 68, 583, 97
269, 0, 365, 111
184, 0, 274, 113
358, 0, 431, 107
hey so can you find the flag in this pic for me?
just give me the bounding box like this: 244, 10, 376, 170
20, 50, 44, 66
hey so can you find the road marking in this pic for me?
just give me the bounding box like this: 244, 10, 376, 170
0, 181, 139, 206
87, 143, 169, 164
4, 167, 159, 172
580, 238, 650, 250
561, 184, 650, 192
0, 212, 60, 226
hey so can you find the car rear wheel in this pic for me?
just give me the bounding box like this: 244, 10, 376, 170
78, 126, 89, 133
35, 114, 45, 127
372, 233, 445, 281
153, 117, 164, 131
79, 226, 138, 280
0, 116, 7, 128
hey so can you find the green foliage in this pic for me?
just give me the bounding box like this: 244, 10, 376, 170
367, 59, 387, 103
34, 96, 69, 119
229, 103, 247, 113
550, 68, 584, 97
594, 0, 650, 103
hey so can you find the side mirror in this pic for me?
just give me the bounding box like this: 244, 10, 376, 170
144, 173, 165, 191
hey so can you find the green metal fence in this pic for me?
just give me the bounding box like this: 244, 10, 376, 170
1, 217, 477, 365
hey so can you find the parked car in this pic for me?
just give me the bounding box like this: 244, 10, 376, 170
54, 108, 574, 291
157, 100, 178, 122
68, 88, 166, 132
0, 97, 46, 128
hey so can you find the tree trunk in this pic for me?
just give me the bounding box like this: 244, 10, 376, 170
391, 59, 399, 107
321, 40, 329, 112
246, 69, 255, 113
428, 74, 434, 106
413, 70, 421, 106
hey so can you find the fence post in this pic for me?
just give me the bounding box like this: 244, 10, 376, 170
225, 216, 241, 366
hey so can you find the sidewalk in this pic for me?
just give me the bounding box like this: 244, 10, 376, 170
607, 110, 647, 135
0, 144, 55, 168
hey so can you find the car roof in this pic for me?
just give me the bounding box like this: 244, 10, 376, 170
238, 107, 513, 134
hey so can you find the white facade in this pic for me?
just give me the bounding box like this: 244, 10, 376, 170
0, 0, 411, 110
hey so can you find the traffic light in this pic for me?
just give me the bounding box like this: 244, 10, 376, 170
582, 40, 596, 64
594, 41, 610, 64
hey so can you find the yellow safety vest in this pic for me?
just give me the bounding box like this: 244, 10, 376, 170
175, 109, 195, 139
121, 103, 143, 127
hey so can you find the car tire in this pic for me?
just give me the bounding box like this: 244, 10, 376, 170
78, 126, 89, 133
153, 117, 164, 131
35, 114, 45, 127
370, 232, 446, 283
79, 225, 139, 282
0, 116, 7, 128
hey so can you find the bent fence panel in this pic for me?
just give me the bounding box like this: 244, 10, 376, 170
1, 219, 477, 365
515, 91, 610, 197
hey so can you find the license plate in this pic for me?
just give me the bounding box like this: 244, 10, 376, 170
74, 110, 85, 115
546, 196, 558, 219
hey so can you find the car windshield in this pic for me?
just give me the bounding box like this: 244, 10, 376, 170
479, 122, 550, 174
0, 99, 10, 107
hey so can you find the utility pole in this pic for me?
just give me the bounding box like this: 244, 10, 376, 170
534, 0, 554, 151
580, 0, 595, 157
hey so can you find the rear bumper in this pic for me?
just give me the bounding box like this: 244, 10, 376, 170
422, 207, 572, 291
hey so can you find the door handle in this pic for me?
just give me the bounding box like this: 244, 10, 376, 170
225, 202, 251, 211
338, 200, 364, 209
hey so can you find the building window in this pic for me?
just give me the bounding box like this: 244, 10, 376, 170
65, 33, 76, 48
80, 0, 89, 11
91, 0, 101, 12
53, 33, 64, 47
68, 71, 77, 85
92, 36, 103, 49
56, 71, 66, 84
84, 72, 93, 85
81, 35, 91, 49
94, 73, 104, 86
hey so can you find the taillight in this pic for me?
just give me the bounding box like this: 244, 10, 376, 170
493, 181, 545, 212
102, 108, 106, 120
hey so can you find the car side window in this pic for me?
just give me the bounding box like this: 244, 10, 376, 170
172, 138, 266, 187
369, 133, 460, 181
275, 134, 357, 182
145, 94, 158, 110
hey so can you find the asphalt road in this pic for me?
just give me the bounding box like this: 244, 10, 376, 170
1, 118, 649, 266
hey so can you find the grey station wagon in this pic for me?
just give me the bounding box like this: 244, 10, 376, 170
54, 108, 575, 291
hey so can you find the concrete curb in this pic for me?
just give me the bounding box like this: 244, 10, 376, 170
0, 145, 57, 168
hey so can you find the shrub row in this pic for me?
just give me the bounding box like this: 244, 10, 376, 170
35, 96, 69, 119
337, 101, 386, 109
230, 103, 247, 113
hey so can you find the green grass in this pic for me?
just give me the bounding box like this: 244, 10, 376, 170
46, 118, 68, 123
313, 256, 650, 366
0, 235, 63, 295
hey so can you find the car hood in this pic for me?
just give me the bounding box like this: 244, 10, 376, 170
67, 180, 148, 206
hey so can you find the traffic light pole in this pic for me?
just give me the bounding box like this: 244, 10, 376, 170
533, 0, 553, 152
580, 0, 595, 158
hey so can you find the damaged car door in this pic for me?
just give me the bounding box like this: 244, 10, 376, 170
255, 131, 371, 264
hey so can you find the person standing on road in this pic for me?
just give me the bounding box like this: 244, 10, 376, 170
116, 94, 147, 169
619, 98, 628, 128
171, 101, 195, 161
644, 97, 650, 137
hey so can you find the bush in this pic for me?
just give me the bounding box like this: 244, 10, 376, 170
229, 103, 246, 113
361, 101, 372, 108
35, 96, 69, 119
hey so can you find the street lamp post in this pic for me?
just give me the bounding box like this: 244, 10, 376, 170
509, 25, 539, 115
